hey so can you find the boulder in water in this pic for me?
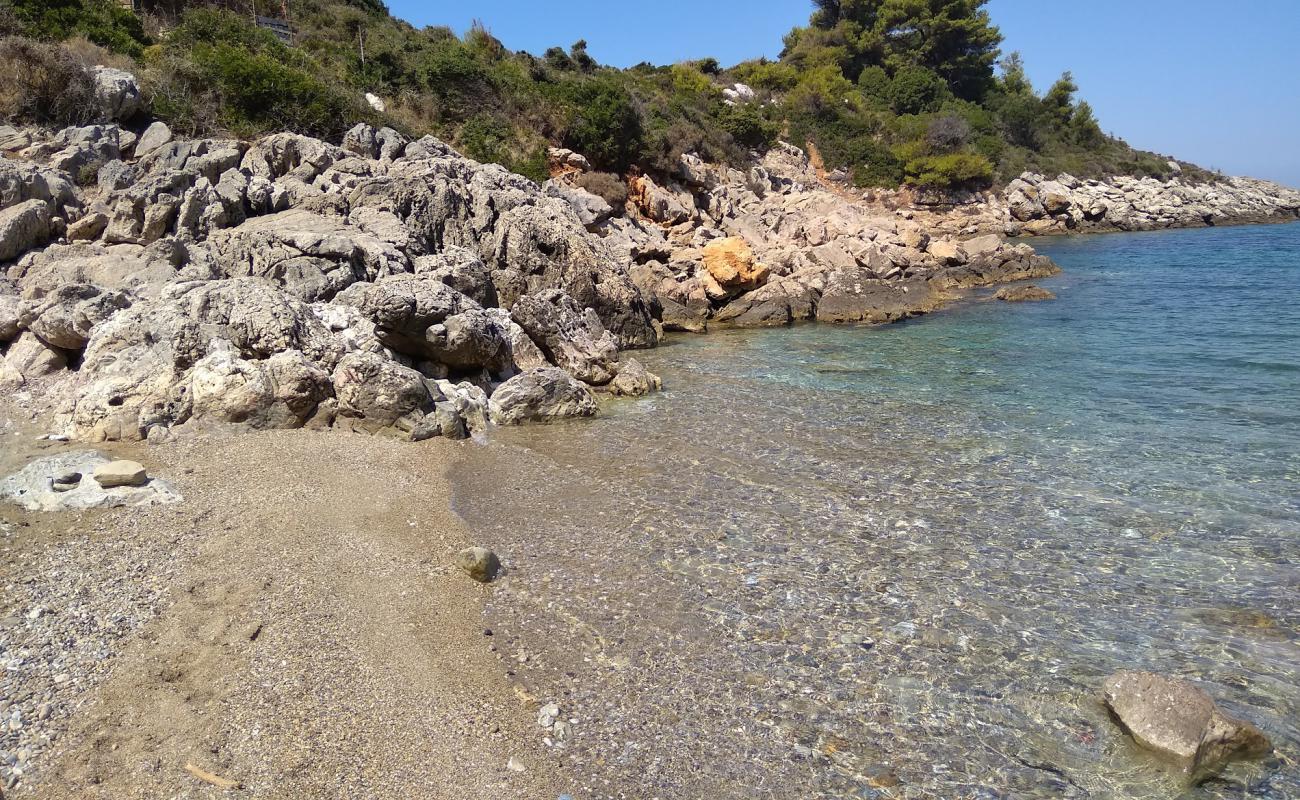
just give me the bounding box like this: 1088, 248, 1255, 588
1102, 671, 1271, 775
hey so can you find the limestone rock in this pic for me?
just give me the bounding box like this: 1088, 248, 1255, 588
93, 459, 147, 488
995, 285, 1056, 302
510, 290, 619, 385
91, 67, 142, 122
543, 180, 614, 228
488, 366, 598, 425
455, 546, 501, 583
607, 358, 661, 397
0, 290, 20, 342
6, 331, 66, 378
331, 351, 432, 430
1102, 671, 1271, 774
135, 122, 173, 157
0, 199, 53, 262
1, 451, 180, 511
333, 273, 480, 361
817, 273, 951, 325
628, 174, 695, 225
701, 237, 769, 300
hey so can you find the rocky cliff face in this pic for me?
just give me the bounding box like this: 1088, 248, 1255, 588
0, 70, 1119, 444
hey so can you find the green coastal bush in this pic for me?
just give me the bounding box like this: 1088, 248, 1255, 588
0, 0, 1199, 192
9, 0, 147, 56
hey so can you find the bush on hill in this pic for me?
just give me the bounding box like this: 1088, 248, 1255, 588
0, 0, 1217, 190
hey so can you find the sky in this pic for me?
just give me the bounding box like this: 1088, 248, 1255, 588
388, 1, 1300, 187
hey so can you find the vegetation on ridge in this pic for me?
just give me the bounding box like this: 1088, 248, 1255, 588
0, 0, 1212, 188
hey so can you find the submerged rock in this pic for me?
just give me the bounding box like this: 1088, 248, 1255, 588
455, 546, 501, 583
1102, 671, 1271, 775
995, 285, 1056, 302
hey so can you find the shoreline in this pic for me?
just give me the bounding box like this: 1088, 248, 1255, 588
0, 405, 569, 798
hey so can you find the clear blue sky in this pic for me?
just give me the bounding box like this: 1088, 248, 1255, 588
390, 1, 1300, 187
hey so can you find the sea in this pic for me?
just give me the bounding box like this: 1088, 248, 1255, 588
454, 222, 1300, 799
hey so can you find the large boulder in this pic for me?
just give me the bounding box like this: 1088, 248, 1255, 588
5, 330, 67, 379
607, 358, 661, 397
700, 237, 769, 301
543, 181, 614, 228
1102, 671, 1271, 775
19, 283, 133, 350
488, 366, 598, 425
0, 290, 20, 342
414, 247, 496, 306
0, 198, 53, 262
185, 346, 332, 430
0, 159, 78, 215
816, 273, 953, 325
91, 67, 143, 122
67, 279, 345, 441
714, 277, 816, 328
332, 273, 480, 361
628, 174, 695, 225
331, 351, 432, 431
510, 289, 619, 385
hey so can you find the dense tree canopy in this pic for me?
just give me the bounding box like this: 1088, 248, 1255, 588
787, 0, 1002, 100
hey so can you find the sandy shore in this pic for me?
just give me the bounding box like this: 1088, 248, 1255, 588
0, 404, 566, 799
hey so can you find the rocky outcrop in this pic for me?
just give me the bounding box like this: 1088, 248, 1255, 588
1102, 671, 1271, 776
995, 284, 1055, 302
1001, 172, 1300, 234
488, 366, 598, 425
0, 105, 670, 442
601, 143, 1060, 333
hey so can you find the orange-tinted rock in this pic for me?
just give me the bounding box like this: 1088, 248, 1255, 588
701, 237, 769, 297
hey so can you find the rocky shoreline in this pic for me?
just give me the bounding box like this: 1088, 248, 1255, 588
886, 169, 1300, 239
2, 68, 1298, 448
2, 66, 1294, 798
0, 67, 1072, 447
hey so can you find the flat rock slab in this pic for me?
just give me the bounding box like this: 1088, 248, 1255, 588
1102, 671, 1271, 774
93, 459, 148, 488
0, 451, 181, 511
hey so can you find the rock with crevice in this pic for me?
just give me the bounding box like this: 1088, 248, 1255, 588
488, 366, 598, 425
510, 289, 620, 385
1102, 671, 1271, 775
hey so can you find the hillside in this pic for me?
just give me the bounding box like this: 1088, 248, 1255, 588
0, 0, 1217, 190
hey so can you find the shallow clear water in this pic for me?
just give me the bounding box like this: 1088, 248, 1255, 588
456, 222, 1300, 799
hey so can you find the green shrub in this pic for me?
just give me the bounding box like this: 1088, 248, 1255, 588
887, 66, 948, 115
10, 0, 147, 56
718, 103, 777, 150
730, 59, 797, 92
856, 65, 889, 99
560, 78, 643, 172
905, 151, 994, 189
457, 113, 511, 164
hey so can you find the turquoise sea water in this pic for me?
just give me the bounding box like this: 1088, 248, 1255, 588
460, 222, 1300, 798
